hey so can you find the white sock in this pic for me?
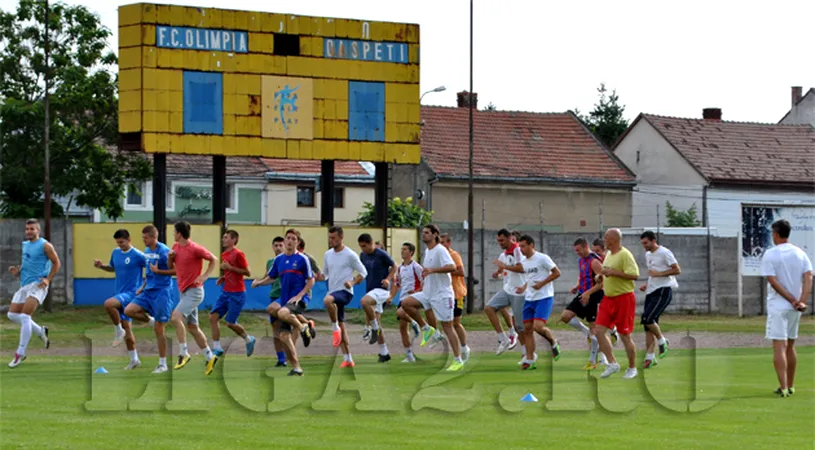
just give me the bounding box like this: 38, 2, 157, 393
379, 343, 389, 355
509, 328, 518, 338
590, 336, 599, 363
422, 324, 431, 332
147, 315, 156, 327
159, 357, 167, 366
496, 331, 508, 342
433, 330, 443, 339
128, 350, 139, 362
371, 319, 380, 331
243, 335, 252, 343
405, 347, 413, 356
17, 314, 33, 356
658, 337, 667, 345
115, 323, 125, 333
520, 344, 526, 355
646, 352, 655, 361
179, 343, 189, 357
213, 340, 222, 351
411, 320, 419, 327
7, 312, 22, 325
567, 317, 591, 336
344, 353, 353, 363
332, 322, 341, 332
454, 356, 463, 364
203, 347, 214, 361
462, 345, 470, 353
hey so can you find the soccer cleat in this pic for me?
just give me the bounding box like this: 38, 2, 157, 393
521, 361, 537, 370
518, 352, 538, 365
332, 329, 342, 347
287, 369, 304, 377
600, 363, 621, 378
213, 348, 225, 357
496, 339, 510, 355
774, 387, 793, 397
462, 347, 471, 362
552, 342, 561, 361
446, 361, 464, 372
507, 334, 518, 350
42, 326, 50, 349
8, 353, 26, 368
428, 333, 445, 350
362, 327, 371, 342
420, 327, 436, 347
152, 364, 168, 374
623, 368, 638, 379
308, 320, 317, 338
790, 387, 796, 395
340, 360, 355, 368
174, 354, 191, 370
275, 360, 288, 367
205, 355, 218, 375
378, 353, 392, 363
401, 355, 417, 363
368, 328, 380, 345
644, 358, 658, 369
410, 321, 421, 341
658, 339, 670, 358
245, 336, 256, 357
301, 327, 312, 348
582, 361, 597, 371
124, 360, 141, 370
610, 328, 619, 346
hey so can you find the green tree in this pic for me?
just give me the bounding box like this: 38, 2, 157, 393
0, 0, 151, 219
578, 83, 629, 148
665, 201, 702, 227
356, 196, 433, 228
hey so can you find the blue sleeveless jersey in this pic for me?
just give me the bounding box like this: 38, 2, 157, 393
21, 238, 52, 286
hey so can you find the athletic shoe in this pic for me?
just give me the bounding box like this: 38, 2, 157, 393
428, 333, 445, 350
401, 355, 417, 363
174, 354, 191, 370
275, 361, 287, 367
152, 364, 168, 374
610, 328, 619, 346
287, 369, 304, 377
8, 353, 25, 368
214, 348, 225, 357
790, 387, 796, 395
462, 346, 471, 362
496, 339, 510, 355
308, 320, 317, 338
446, 361, 464, 372
362, 327, 371, 342
42, 326, 50, 349
378, 354, 391, 363
774, 387, 793, 397
340, 360, 355, 368
420, 327, 436, 347
368, 328, 380, 345
521, 361, 536, 370
658, 339, 670, 358
518, 353, 538, 365
124, 360, 141, 370
622, 368, 638, 379
644, 358, 658, 369
410, 321, 421, 341
600, 363, 620, 378
205, 355, 218, 375
552, 342, 561, 361
582, 362, 597, 371
113, 328, 125, 347
301, 327, 312, 348
507, 334, 518, 350
332, 329, 342, 347
245, 336, 256, 357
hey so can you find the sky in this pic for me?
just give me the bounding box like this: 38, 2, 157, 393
2, 0, 813, 123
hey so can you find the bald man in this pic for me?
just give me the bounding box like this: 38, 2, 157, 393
593, 228, 640, 379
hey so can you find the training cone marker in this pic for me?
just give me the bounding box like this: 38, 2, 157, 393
520, 393, 538, 403
95, 367, 108, 374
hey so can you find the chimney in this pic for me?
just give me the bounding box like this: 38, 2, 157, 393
456, 91, 478, 109
703, 108, 722, 121
792, 86, 803, 106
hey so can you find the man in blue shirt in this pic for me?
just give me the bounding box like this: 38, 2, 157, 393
7, 219, 61, 368
358, 233, 396, 362
95, 229, 150, 370
252, 228, 314, 376
124, 225, 173, 374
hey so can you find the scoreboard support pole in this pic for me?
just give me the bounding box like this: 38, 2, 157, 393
320, 160, 335, 226
213, 155, 227, 249
374, 162, 388, 231
153, 153, 167, 243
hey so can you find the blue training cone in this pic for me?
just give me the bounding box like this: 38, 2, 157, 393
520, 393, 538, 403
95, 367, 108, 374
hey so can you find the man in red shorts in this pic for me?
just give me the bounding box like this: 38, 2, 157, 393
593, 228, 640, 379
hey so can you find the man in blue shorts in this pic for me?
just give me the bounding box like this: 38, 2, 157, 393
124, 225, 173, 374
96, 229, 151, 370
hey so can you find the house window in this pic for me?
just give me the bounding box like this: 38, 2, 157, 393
225, 184, 235, 210
297, 186, 315, 207
334, 188, 345, 208
126, 183, 146, 206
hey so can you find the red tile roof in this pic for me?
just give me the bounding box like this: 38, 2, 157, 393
638, 114, 815, 186
261, 158, 369, 176
419, 106, 634, 184
167, 155, 269, 178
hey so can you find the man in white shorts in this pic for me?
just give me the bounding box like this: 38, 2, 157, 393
487, 228, 525, 356
388, 242, 433, 362
400, 224, 464, 372
760, 219, 812, 398
7, 219, 58, 367
357, 233, 397, 363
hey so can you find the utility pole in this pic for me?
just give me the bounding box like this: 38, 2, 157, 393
598, 196, 604, 236
657, 204, 661, 237
465, 0, 475, 314
44, 0, 52, 241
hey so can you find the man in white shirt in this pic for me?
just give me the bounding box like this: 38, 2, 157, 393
486, 229, 523, 356
321, 226, 368, 368
513, 235, 562, 370
760, 219, 812, 398
639, 231, 681, 369
388, 242, 438, 363
400, 224, 465, 372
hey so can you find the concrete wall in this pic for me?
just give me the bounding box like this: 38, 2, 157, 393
780, 91, 815, 126
1, 219, 73, 305
266, 183, 373, 225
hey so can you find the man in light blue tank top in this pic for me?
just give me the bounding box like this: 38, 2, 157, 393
95, 228, 151, 371
7, 219, 61, 368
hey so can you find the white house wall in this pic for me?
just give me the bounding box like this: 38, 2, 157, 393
265, 183, 373, 225
780, 93, 815, 126
614, 120, 707, 185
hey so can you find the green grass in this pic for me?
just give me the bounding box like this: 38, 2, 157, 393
1, 347, 813, 449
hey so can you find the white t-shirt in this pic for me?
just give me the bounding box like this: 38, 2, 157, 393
761, 243, 813, 313
499, 244, 526, 295
646, 246, 679, 294
323, 246, 368, 295
396, 261, 424, 301
521, 251, 557, 301
421, 244, 455, 300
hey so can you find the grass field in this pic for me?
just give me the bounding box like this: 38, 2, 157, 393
1, 346, 812, 449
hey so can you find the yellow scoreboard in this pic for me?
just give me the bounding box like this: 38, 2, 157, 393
118, 3, 421, 164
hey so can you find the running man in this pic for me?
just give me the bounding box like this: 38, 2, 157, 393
388, 242, 425, 362
486, 229, 523, 356
401, 224, 465, 372
595, 228, 640, 379
123, 225, 173, 374
97, 229, 150, 369
514, 235, 561, 370
358, 233, 397, 363
322, 226, 368, 367
441, 233, 472, 362
253, 228, 314, 376
761, 219, 812, 397
639, 231, 680, 369
294, 237, 318, 341
209, 230, 255, 365
592, 237, 620, 347
7, 219, 57, 368
561, 238, 607, 370
267, 236, 288, 367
